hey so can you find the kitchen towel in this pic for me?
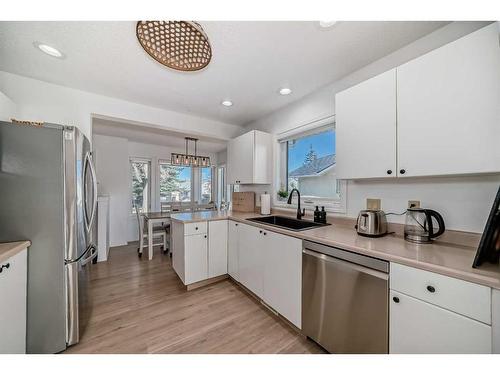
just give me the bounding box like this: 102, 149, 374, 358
260, 193, 271, 215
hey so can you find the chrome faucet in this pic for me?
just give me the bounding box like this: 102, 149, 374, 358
287, 188, 305, 220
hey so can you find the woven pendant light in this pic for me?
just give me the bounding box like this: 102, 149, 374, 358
136, 21, 212, 72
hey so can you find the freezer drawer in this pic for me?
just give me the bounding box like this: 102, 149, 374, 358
302, 243, 389, 354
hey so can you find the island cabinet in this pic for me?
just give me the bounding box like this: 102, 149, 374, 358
389, 263, 492, 354
336, 22, 500, 179
0, 246, 27, 354
228, 220, 302, 328
172, 220, 227, 286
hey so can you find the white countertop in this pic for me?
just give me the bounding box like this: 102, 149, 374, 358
170, 210, 500, 289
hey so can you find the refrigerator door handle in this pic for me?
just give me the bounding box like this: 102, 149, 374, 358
84, 152, 98, 233
81, 245, 97, 266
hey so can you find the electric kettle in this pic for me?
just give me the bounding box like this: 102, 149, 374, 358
404, 208, 445, 243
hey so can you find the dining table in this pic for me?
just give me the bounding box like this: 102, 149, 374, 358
140, 211, 171, 260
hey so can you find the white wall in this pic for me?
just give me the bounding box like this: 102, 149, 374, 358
93, 134, 218, 245
93, 134, 129, 247
244, 21, 500, 233
0, 71, 243, 142
0, 90, 17, 121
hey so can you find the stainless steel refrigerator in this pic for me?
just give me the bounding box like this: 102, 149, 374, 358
0, 120, 97, 353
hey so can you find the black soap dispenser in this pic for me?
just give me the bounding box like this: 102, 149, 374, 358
313, 206, 320, 223
319, 206, 327, 224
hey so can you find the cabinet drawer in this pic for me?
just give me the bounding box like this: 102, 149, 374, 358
390, 263, 491, 324
390, 290, 491, 354
184, 221, 207, 236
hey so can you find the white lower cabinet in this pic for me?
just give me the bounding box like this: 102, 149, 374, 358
0, 248, 27, 354
184, 233, 208, 284
227, 220, 240, 281
390, 291, 491, 354
390, 263, 492, 354
263, 231, 302, 328
230, 221, 302, 328
172, 220, 227, 286
208, 220, 228, 278
237, 223, 264, 298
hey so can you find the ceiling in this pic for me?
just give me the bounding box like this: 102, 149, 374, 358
93, 118, 227, 153
0, 21, 448, 126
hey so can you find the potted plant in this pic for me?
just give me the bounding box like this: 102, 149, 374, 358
277, 188, 288, 202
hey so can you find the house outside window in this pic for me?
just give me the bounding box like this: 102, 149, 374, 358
278, 124, 345, 212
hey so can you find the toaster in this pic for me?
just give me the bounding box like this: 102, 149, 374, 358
355, 210, 388, 237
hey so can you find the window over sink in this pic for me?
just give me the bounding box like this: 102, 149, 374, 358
278, 122, 346, 212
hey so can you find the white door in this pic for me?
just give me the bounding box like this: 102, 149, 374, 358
0, 249, 27, 353
390, 291, 492, 354
227, 131, 254, 184
184, 233, 208, 284
335, 69, 397, 179
397, 23, 500, 177
227, 220, 240, 281
237, 223, 263, 297
208, 220, 228, 278
263, 231, 302, 328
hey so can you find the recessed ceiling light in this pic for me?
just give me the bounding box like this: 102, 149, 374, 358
279, 88, 292, 96
221, 100, 233, 107
319, 21, 338, 28
33, 42, 64, 58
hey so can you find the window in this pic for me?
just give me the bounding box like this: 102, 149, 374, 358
199, 167, 212, 204
216, 166, 229, 207
278, 126, 345, 211
130, 158, 151, 213
159, 162, 192, 203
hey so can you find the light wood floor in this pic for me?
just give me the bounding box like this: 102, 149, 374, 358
65, 243, 325, 354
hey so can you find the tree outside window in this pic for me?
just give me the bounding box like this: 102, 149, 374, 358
159, 164, 192, 203
131, 160, 151, 213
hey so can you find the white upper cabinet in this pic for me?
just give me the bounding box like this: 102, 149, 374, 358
335, 23, 500, 179
336, 69, 397, 179
227, 130, 273, 184
397, 22, 500, 177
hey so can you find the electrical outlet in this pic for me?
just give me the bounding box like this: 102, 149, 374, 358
408, 200, 420, 208
366, 198, 381, 210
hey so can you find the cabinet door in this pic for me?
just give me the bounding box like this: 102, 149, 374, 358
253, 131, 273, 184
335, 69, 397, 179
390, 291, 491, 354
237, 223, 263, 297
227, 131, 254, 184
227, 221, 240, 281
263, 231, 302, 328
184, 233, 208, 284
0, 249, 27, 353
397, 23, 500, 177
208, 220, 228, 278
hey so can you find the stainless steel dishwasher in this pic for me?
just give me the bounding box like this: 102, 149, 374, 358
302, 240, 389, 354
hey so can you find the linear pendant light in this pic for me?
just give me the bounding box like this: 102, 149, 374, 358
171, 137, 211, 167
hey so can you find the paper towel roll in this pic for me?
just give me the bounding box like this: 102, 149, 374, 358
260, 193, 271, 215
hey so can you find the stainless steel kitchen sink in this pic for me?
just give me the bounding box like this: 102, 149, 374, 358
247, 215, 330, 231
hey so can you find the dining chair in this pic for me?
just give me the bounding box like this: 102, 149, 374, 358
134, 205, 167, 258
